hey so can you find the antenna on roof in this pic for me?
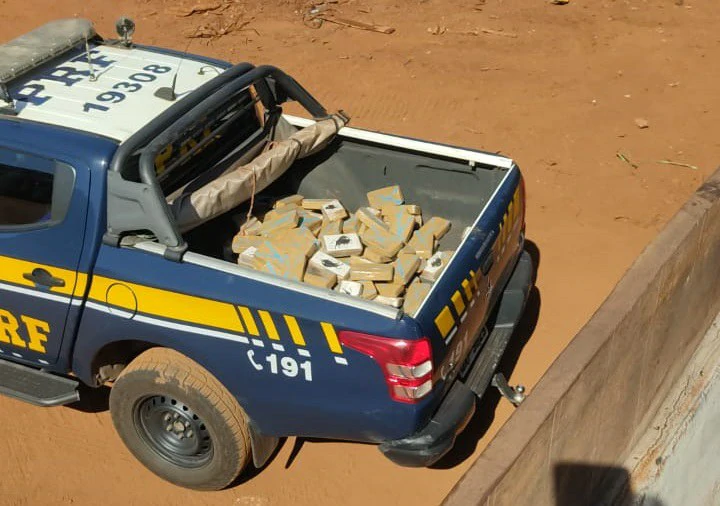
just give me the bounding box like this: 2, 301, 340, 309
84, 37, 97, 81
0, 84, 14, 114
154, 40, 191, 102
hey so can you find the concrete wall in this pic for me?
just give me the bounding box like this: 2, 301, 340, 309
628, 317, 720, 506
443, 167, 720, 506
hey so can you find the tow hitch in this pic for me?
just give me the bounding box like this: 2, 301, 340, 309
492, 372, 526, 406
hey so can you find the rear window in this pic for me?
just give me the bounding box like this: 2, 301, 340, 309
156, 86, 264, 195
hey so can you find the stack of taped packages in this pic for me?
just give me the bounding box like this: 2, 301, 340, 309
231, 185, 453, 314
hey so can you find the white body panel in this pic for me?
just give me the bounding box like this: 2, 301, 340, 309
9, 44, 224, 141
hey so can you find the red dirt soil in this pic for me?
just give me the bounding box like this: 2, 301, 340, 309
1, 0, 718, 504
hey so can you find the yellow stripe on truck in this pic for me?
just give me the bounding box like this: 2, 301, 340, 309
435, 306, 455, 338
461, 279, 473, 301
87, 276, 246, 334
257, 310, 280, 340
237, 306, 259, 336
320, 322, 343, 354
283, 315, 306, 346
451, 290, 466, 316
0, 254, 78, 297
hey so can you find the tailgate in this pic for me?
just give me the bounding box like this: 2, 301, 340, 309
411, 165, 525, 393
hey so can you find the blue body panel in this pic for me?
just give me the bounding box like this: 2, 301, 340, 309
72, 244, 437, 441
0, 118, 116, 370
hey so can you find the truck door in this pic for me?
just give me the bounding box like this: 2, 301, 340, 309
0, 147, 88, 366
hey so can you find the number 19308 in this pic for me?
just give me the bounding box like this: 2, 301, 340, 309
82, 64, 172, 113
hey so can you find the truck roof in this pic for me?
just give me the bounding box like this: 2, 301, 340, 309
1, 19, 229, 142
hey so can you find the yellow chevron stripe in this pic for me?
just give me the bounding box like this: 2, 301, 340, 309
435, 306, 455, 338
451, 290, 466, 316
258, 310, 280, 340
284, 315, 306, 346
461, 279, 473, 300
238, 306, 259, 336
320, 322, 343, 354
469, 270, 479, 291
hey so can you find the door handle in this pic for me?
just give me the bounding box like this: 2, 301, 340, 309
23, 268, 66, 288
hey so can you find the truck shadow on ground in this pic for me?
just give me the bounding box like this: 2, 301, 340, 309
554, 463, 666, 506
68, 384, 110, 413
432, 240, 541, 469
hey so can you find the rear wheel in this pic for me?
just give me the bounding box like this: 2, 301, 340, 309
109, 348, 251, 490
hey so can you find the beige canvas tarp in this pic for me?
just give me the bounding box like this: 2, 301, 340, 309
168, 115, 345, 231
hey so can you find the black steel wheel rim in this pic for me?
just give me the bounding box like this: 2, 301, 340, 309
134, 395, 213, 468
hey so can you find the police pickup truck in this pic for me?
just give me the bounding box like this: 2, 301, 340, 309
0, 18, 533, 490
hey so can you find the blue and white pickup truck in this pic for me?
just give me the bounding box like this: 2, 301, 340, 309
0, 18, 533, 489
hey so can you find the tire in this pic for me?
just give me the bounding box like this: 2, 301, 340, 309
109, 348, 252, 490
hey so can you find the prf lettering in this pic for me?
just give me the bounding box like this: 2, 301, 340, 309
0, 308, 49, 353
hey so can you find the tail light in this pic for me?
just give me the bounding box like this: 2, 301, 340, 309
338, 331, 433, 404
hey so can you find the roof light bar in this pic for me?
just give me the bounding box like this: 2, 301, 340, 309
0, 18, 95, 86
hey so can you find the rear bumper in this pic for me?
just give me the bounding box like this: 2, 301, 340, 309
379, 250, 534, 467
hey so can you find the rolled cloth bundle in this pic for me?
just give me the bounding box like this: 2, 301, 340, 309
168, 114, 346, 232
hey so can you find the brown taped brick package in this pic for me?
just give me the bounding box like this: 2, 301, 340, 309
319, 218, 343, 238
302, 198, 333, 210
406, 229, 435, 259
376, 282, 405, 298
349, 257, 394, 281
420, 216, 451, 240
231, 233, 264, 254
393, 253, 421, 285
360, 226, 404, 258
263, 204, 299, 222
367, 185, 404, 209
375, 295, 404, 308
298, 210, 323, 235
364, 247, 393, 264
304, 271, 337, 289
404, 279, 431, 315
274, 194, 304, 208
260, 209, 299, 236
239, 216, 262, 236
356, 207, 390, 232
361, 281, 378, 300
343, 214, 360, 233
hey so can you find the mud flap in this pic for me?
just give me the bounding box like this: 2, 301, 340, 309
249, 421, 280, 468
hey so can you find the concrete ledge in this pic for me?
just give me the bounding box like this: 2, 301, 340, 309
443, 167, 720, 506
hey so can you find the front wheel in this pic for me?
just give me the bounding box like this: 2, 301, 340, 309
109, 348, 252, 490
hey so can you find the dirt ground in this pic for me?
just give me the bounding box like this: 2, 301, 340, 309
1, 0, 719, 504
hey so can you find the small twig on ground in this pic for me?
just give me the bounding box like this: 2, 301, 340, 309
318, 16, 395, 34
616, 152, 639, 169
460, 27, 518, 38
657, 160, 699, 170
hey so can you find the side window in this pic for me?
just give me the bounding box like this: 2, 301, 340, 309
0, 149, 75, 230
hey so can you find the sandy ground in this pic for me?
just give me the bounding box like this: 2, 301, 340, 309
1, 0, 719, 504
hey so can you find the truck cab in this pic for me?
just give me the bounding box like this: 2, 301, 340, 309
0, 18, 533, 490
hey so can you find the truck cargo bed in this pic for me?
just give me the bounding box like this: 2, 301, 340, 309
187, 123, 509, 265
